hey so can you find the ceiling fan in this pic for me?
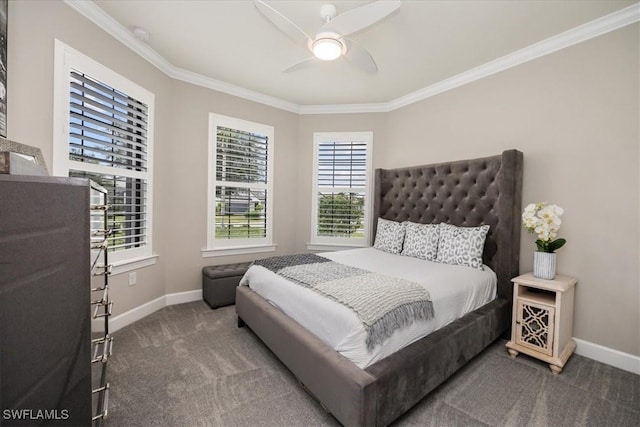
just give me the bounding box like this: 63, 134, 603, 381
254, 0, 401, 73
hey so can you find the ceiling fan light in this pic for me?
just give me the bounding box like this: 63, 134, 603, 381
312, 38, 343, 61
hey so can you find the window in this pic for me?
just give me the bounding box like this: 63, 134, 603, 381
53, 41, 155, 271
309, 132, 373, 249
205, 114, 275, 256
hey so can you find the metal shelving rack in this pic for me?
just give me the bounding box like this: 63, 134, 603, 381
90, 181, 112, 424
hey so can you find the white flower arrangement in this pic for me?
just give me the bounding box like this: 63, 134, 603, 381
522, 202, 567, 253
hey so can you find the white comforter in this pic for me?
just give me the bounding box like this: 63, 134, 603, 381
240, 247, 496, 368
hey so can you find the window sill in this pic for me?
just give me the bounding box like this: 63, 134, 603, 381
306, 243, 368, 252
202, 244, 277, 258
111, 255, 159, 275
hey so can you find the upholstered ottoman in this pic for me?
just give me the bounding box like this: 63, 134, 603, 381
202, 262, 252, 309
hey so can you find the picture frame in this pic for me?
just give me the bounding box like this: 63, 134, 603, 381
0, 138, 49, 175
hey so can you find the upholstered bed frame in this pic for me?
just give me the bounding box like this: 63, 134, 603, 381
236, 149, 523, 426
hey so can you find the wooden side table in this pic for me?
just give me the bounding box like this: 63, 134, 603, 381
506, 273, 577, 374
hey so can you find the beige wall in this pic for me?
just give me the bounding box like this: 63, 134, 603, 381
163, 80, 299, 294
7, 2, 638, 356
6, 1, 299, 311
7, 0, 171, 316
294, 26, 639, 356
384, 24, 639, 356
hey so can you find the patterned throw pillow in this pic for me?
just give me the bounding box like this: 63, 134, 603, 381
436, 223, 490, 269
401, 222, 440, 261
373, 218, 405, 254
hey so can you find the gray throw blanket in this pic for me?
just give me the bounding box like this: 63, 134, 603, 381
253, 254, 434, 350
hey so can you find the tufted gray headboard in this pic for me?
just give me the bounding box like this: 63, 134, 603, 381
372, 150, 523, 302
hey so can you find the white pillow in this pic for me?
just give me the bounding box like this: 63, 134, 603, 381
401, 222, 439, 261
436, 223, 490, 269
373, 218, 405, 254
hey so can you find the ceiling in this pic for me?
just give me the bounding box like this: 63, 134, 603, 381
90, 0, 635, 107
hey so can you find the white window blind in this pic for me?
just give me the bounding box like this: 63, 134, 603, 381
53, 41, 155, 267
207, 115, 274, 254
68, 71, 150, 254
69, 72, 148, 172
311, 132, 373, 248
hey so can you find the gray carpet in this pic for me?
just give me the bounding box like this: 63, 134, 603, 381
102, 301, 639, 427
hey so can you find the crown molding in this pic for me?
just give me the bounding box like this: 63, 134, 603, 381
298, 102, 389, 115
65, 0, 639, 115
167, 66, 300, 114
64, 0, 174, 75
384, 1, 640, 113
63, 0, 300, 114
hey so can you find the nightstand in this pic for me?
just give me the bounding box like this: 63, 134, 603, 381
506, 273, 577, 374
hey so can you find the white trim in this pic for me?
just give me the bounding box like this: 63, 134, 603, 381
62, 0, 299, 114
165, 289, 203, 305
299, 103, 389, 115
383, 2, 640, 113
574, 338, 640, 375
98, 292, 640, 376
110, 254, 158, 276
53, 39, 155, 264
99, 294, 165, 333
207, 114, 275, 251
306, 243, 367, 252
64, 0, 639, 114
62, 0, 174, 74
96, 287, 640, 376
52, 40, 70, 176
169, 66, 299, 114
95, 289, 203, 333
201, 244, 277, 258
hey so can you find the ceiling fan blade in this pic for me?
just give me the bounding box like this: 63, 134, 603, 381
343, 39, 377, 73
254, 1, 311, 48
283, 56, 317, 73
321, 0, 401, 37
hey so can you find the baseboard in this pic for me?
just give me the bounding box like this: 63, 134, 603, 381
93, 295, 165, 333
165, 289, 202, 305
93, 289, 203, 333
94, 292, 639, 375
574, 338, 640, 375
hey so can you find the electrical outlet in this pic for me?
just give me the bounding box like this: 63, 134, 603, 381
128, 271, 137, 286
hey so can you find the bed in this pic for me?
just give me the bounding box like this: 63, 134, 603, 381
236, 149, 523, 426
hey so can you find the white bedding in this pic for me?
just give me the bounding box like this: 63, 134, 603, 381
240, 247, 496, 368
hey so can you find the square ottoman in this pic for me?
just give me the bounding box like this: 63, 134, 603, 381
202, 262, 252, 309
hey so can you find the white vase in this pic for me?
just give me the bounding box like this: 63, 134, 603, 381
533, 251, 556, 280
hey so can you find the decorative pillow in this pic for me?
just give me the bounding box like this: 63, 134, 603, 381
373, 218, 405, 254
401, 222, 440, 261
436, 223, 490, 269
